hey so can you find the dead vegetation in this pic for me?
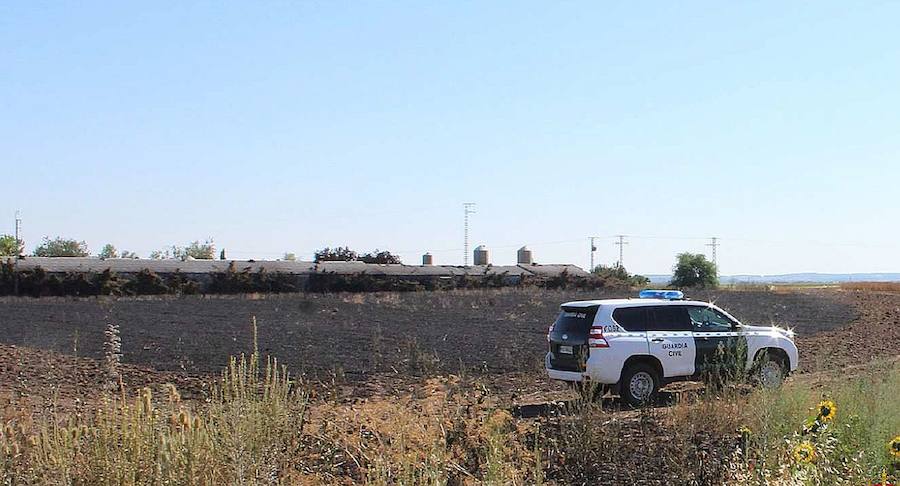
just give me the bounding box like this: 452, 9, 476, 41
840, 281, 900, 292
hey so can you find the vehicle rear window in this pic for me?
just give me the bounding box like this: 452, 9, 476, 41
552, 306, 597, 335
647, 305, 692, 331
612, 307, 647, 331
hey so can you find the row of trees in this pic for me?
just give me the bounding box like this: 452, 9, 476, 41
592, 252, 718, 289
0, 236, 211, 260
0, 237, 403, 265
0, 236, 93, 258
313, 247, 402, 264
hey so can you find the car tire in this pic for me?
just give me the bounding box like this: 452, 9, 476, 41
620, 363, 660, 407
754, 353, 787, 389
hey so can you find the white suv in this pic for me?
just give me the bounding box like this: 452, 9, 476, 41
545, 290, 799, 405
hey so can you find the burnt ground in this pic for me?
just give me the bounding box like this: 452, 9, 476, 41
0, 288, 897, 485
796, 290, 900, 372
0, 288, 859, 383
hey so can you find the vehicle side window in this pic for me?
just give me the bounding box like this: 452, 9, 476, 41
647, 306, 692, 331
612, 307, 647, 331
688, 306, 734, 332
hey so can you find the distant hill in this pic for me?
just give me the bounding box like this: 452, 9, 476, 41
646, 273, 900, 285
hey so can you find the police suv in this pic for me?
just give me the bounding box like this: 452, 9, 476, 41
546, 290, 799, 405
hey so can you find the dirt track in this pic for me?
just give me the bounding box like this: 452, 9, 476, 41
0, 288, 868, 384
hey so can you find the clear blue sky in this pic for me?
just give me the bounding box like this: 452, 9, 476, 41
2, 1, 899, 275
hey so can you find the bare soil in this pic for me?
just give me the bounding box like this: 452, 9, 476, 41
0, 288, 860, 384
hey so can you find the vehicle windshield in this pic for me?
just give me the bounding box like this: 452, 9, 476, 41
551, 306, 597, 337
688, 306, 737, 332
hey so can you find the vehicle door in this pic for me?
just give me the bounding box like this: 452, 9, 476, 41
548, 305, 599, 372
644, 305, 695, 378
688, 306, 746, 377
609, 305, 652, 357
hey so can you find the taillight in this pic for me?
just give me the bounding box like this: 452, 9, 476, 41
589, 326, 609, 348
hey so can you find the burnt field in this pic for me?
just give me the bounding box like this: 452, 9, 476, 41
0, 288, 870, 381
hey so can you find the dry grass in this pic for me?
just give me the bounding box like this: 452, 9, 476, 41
305, 376, 539, 485
0, 321, 310, 485
0, 360, 897, 485
840, 281, 900, 292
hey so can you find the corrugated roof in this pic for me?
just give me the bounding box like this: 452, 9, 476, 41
9, 257, 316, 274
5, 257, 589, 278
517, 263, 591, 277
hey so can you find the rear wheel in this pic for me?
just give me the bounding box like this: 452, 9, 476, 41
620, 363, 660, 407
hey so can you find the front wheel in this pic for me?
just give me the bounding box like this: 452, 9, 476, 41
754, 355, 786, 389
620, 364, 660, 407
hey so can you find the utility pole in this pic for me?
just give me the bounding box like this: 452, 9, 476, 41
706, 237, 719, 267
463, 203, 476, 266
589, 236, 599, 271
13, 210, 22, 296
14, 210, 22, 257
614, 235, 628, 267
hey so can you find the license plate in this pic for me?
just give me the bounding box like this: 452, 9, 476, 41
558, 345, 574, 355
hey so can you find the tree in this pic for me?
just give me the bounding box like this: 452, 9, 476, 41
670, 252, 718, 289
314, 246, 357, 262
98, 244, 118, 259
120, 250, 139, 259
0, 235, 22, 256
33, 237, 89, 257
149, 248, 172, 260
359, 249, 402, 264
177, 240, 215, 260
151, 239, 216, 260
592, 263, 650, 287
282, 252, 297, 261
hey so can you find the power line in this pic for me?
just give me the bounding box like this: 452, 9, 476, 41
463, 203, 476, 266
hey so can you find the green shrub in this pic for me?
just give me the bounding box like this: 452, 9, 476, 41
671, 252, 718, 289
33, 237, 89, 257
591, 263, 650, 287
729, 361, 900, 484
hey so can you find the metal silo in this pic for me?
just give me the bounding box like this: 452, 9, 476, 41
422, 253, 433, 265
473, 245, 489, 266
517, 246, 533, 264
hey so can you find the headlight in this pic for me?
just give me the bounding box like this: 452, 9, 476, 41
774, 326, 795, 339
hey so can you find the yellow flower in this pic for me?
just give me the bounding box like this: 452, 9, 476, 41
890, 435, 900, 459
817, 400, 836, 422
792, 441, 816, 464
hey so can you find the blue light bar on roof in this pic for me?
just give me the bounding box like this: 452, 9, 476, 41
639, 289, 684, 300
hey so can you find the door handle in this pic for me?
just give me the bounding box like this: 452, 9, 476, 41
650, 338, 664, 343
